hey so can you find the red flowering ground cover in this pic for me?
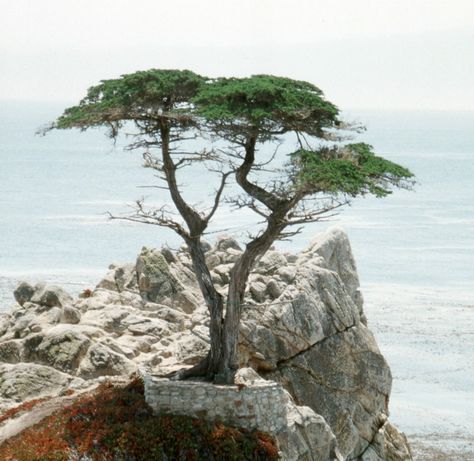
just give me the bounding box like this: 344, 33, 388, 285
0, 397, 52, 426
0, 377, 279, 460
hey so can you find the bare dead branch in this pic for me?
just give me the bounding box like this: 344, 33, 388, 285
204, 171, 232, 224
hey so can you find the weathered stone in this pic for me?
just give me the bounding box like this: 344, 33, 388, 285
146, 305, 189, 327
95, 270, 118, 292
265, 325, 391, 459
36, 306, 62, 326
239, 266, 359, 370
234, 367, 265, 385
78, 343, 137, 379
13, 282, 35, 306
160, 247, 177, 264
0, 315, 11, 338
205, 253, 221, 270
136, 247, 183, 302
249, 281, 267, 303
60, 306, 81, 324
267, 279, 282, 299
215, 235, 242, 252
172, 289, 199, 314
98, 263, 137, 293
257, 251, 288, 275
308, 226, 364, 315
114, 263, 138, 292
360, 421, 413, 461
277, 401, 342, 461
217, 248, 242, 264
165, 333, 209, 366
124, 316, 171, 337
24, 330, 90, 374
285, 253, 298, 264
12, 313, 36, 338
80, 305, 131, 333
0, 363, 73, 402
276, 266, 297, 284
30, 285, 73, 308
0, 340, 22, 363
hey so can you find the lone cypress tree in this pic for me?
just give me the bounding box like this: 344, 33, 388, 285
46, 69, 413, 383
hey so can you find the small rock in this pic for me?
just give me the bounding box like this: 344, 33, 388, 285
161, 247, 177, 264
276, 266, 297, 283
213, 264, 234, 285
78, 343, 137, 379
136, 247, 183, 302
205, 253, 221, 270
60, 306, 81, 324
31, 285, 73, 308
234, 367, 265, 385
267, 279, 282, 299
13, 282, 35, 306
285, 253, 298, 264
257, 251, 287, 275
0, 341, 22, 363
200, 240, 212, 253
250, 281, 267, 303
215, 235, 242, 252
218, 248, 242, 264
210, 271, 223, 285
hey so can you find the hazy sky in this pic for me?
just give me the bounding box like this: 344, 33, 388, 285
1, 0, 473, 110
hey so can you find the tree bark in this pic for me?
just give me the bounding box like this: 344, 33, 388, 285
186, 237, 224, 379
214, 135, 294, 383
160, 127, 296, 383
215, 212, 288, 383
159, 121, 225, 381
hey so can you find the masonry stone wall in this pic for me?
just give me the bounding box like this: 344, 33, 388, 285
144, 375, 289, 434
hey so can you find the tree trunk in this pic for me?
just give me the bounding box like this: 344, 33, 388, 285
159, 122, 226, 381
186, 237, 224, 379
210, 135, 294, 384
216, 214, 287, 384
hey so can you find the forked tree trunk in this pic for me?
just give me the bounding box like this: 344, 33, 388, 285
161, 126, 293, 383
177, 223, 283, 384
215, 215, 287, 384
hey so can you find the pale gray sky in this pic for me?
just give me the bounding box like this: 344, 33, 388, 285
1, 0, 473, 110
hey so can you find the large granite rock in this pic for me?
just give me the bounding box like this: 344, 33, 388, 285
234, 227, 396, 459
0, 363, 82, 404
0, 227, 411, 460
280, 403, 342, 461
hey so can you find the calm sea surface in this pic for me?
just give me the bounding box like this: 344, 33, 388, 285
1, 101, 473, 454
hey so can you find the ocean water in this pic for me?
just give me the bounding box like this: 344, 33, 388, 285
1, 101, 473, 456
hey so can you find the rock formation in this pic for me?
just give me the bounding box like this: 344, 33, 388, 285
0, 227, 412, 460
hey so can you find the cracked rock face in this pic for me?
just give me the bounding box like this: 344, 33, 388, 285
237, 228, 397, 459
0, 227, 411, 460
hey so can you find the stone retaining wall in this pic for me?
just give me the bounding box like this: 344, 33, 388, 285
144, 375, 289, 434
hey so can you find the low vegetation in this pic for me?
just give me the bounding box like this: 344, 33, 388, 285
0, 397, 51, 426
0, 377, 279, 460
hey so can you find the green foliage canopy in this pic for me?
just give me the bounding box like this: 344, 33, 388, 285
49, 68, 414, 205
193, 74, 340, 140
54, 69, 205, 132
292, 143, 414, 197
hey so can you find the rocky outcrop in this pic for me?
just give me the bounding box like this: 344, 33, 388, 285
0, 227, 412, 460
